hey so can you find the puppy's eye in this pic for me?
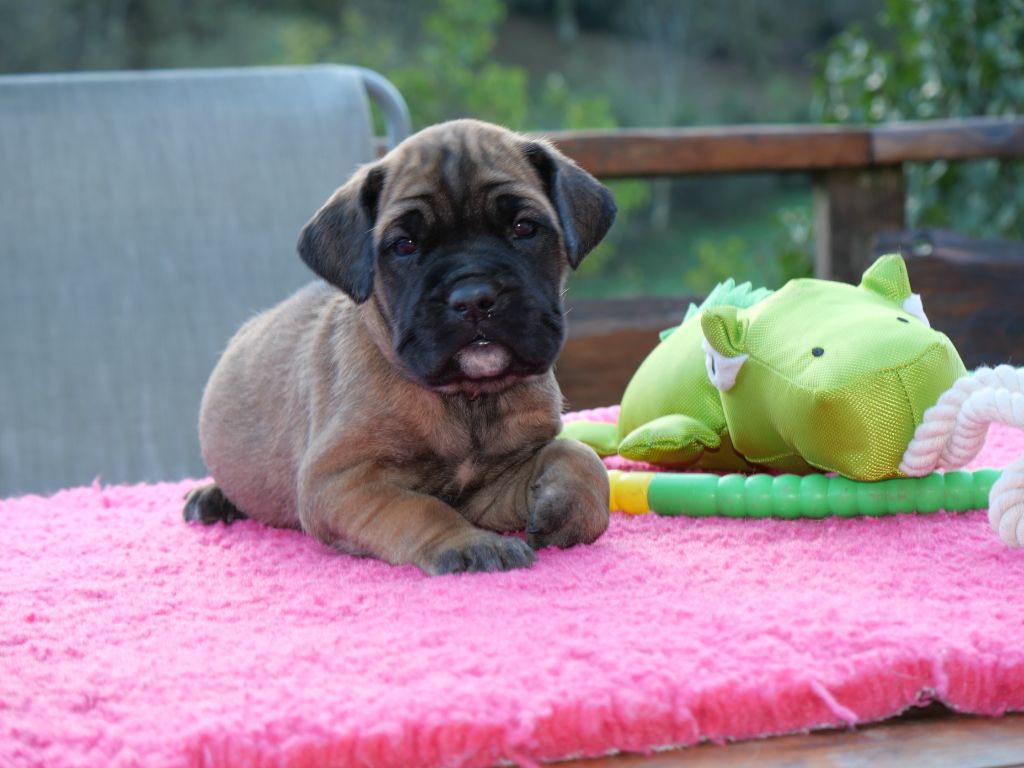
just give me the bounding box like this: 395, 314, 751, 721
390, 237, 418, 257
512, 219, 538, 239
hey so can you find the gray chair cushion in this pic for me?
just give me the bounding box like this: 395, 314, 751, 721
0, 66, 380, 496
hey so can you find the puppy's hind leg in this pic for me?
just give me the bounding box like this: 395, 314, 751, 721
183, 483, 248, 525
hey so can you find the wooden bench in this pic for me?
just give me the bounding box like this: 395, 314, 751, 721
544, 117, 1024, 408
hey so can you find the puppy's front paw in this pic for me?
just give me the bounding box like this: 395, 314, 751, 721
423, 531, 536, 575
183, 483, 247, 525
527, 440, 610, 550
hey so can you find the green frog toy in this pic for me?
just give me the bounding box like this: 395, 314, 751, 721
563, 254, 966, 481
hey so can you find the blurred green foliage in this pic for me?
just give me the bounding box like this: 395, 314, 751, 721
11, 1, 1017, 295
267, 0, 654, 287
681, 201, 815, 294
815, 0, 1024, 238
277, 0, 533, 128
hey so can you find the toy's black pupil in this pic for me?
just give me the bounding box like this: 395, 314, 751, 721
812, 347, 824, 357
898, 317, 910, 323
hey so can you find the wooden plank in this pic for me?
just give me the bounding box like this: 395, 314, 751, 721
813, 166, 906, 283
875, 229, 1024, 369
378, 118, 1024, 176
558, 296, 691, 410
564, 295, 691, 336
567, 712, 1024, 768
543, 125, 872, 178
558, 326, 661, 410
541, 118, 1024, 179
873, 117, 1024, 164
877, 227, 1024, 264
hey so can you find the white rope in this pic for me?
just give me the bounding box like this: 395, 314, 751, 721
900, 365, 1024, 546
990, 456, 1024, 546
900, 366, 1024, 473
943, 366, 1024, 468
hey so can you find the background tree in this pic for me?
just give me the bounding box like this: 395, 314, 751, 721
21, 0, 1013, 296
815, 0, 1024, 238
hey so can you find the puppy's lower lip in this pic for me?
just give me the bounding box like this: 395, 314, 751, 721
456, 341, 511, 379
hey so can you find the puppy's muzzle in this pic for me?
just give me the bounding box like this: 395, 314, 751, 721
446, 276, 512, 380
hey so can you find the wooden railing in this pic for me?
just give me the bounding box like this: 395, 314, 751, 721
548, 117, 1024, 282
548, 118, 1024, 173
541, 117, 1024, 408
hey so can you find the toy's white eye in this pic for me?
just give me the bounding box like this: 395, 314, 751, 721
902, 293, 930, 327
702, 337, 748, 392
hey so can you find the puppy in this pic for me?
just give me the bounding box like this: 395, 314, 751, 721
185, 119, 616, 575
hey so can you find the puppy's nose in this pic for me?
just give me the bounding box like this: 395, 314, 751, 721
447, 280, 497, 323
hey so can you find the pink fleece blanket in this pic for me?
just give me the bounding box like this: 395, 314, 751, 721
3, 416, 1024, 768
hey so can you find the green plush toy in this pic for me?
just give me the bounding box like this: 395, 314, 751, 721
563, 254, 967, 481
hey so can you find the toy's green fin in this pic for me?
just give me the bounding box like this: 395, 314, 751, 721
859, 253, 912, 304
559, 420, 620, 456
661, 279, 774, 340
618, 414, 721, 467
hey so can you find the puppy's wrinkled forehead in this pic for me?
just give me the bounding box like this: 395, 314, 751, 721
377, 121, 551, 230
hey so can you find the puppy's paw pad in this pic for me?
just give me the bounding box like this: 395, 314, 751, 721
430, 534, 535, 575
183, 484, 247, 525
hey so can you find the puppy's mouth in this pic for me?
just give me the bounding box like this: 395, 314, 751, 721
394, 305, 564, 396
455, 339, 511, 380
424, 336, 546, 396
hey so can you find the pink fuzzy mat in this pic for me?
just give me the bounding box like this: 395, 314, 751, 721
3, 415, 1024, 768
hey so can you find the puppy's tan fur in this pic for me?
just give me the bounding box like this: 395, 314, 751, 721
188, 120, 612, 574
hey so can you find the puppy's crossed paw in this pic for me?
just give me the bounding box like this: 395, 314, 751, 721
426, 532, 535, 575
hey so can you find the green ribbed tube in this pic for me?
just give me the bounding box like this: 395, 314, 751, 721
641, 469, 1001, 518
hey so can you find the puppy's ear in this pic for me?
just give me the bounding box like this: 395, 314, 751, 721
523, 141, 617, 269
297, 164, 385, 303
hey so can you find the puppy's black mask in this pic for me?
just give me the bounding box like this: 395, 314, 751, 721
297, 121, 616, 395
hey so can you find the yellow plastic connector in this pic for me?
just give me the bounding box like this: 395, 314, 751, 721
607, 470, 655, 515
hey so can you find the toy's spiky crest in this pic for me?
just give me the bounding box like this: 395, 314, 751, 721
660, 279, 774, 340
